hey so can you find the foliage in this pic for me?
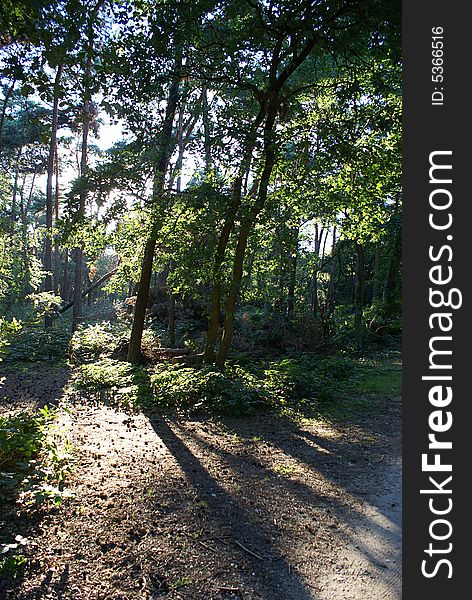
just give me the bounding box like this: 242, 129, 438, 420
149, 364, 267, 416
0, 551, 27, 580
2, 319, 71, 364
69, 321, 127, 363
0, 406, 72, 507
0, 316, 22, 361
73, 357, 152, 408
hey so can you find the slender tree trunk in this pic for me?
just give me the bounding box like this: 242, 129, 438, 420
10, 147, 22, 236
203, 105, 265, 364
72, 0, 105, 332
354, 242, 365, 351
53, 143, 61, 295
382, 228, 401, 321
311, 224, 322, 315
20, 167, 37, 297
61, 248, 69, 301
202, 87, 212, 171
287, 226, 299, 315
45, 65, 63, 327
216, 100, 278, 369
127, 52, 181, 363
0, 78, 15, 148
72, 57, 92, 331
168, 293, 175, 347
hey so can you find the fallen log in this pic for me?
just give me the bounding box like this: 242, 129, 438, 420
170, 353, 204, 366
158, 347, 191, 356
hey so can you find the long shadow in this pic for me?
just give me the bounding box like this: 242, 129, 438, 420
169, 415, 401, 593
147, 413, 318, 600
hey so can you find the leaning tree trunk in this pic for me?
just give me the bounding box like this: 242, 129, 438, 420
354, 242, 366, 351
203, 105, 265, 364
57, 265, 118, 315
44, 65, 63, 327
127, 53, 181, 364
216, 100, 278, 369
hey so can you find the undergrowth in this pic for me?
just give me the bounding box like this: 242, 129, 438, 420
70, 348, 400, 420
0, 406, 73, 507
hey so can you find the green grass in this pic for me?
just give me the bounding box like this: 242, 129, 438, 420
355, 359, 402, 396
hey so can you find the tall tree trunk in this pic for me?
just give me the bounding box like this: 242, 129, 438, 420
44, 65, 63, 327
127, 52, 181, 364
61, 247, 69, 301
10, 147, 22, 236
326, 226, 338, 316
382, 227, 401, 321
203, 105, 265, 364
0, 78, 15, 148
72, 0, 105, 332
168, 293, 176, 347
20, 167, 37, 297
310, 224, 322, 315
202, 87, 212, 171
53, 143, 60, 295
354, 242, 365, 351
216, 100, 278, 369
287, 226, 299, 315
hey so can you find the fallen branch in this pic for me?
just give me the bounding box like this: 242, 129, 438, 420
57, 266, 119, 315
234, 540, 263, 560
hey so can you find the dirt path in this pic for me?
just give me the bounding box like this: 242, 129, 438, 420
1, 368, 401, 599
317, 460, 401, 599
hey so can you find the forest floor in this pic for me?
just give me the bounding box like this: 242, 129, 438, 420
0, 362, 401, 600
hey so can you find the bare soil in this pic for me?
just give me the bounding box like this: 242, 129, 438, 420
0, 366, 401, 599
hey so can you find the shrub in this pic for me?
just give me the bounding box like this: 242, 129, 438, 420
69, 323, 126, 363
73, 357, 151, 407
0, 317, 22, 362
0, 407, 72, 506
149, 364, 267, 415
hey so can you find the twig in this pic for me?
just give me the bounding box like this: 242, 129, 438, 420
234, 540, 263, 560
218, 586, 241, 593
199, 540, 217, 553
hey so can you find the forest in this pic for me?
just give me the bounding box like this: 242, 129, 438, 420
1, 1, 402, 598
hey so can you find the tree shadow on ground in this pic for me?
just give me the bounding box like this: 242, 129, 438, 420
147, 413, 318, 599
145, 401, 400, 598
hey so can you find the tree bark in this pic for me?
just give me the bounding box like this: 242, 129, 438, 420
10, 147, 22, 236
127, 51, 181, 363
0, 78, 15, 148
168, 293, 176, 347
216, 98, 278, 369
354, 242, 365, 351
287, 226, 300, 316
203, 105, 265, 364
382, 226, 401, 321
53, 142, 60, 295
72, 0, 105, 332
44, 64, 63, 327
61, 247, 69, 301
